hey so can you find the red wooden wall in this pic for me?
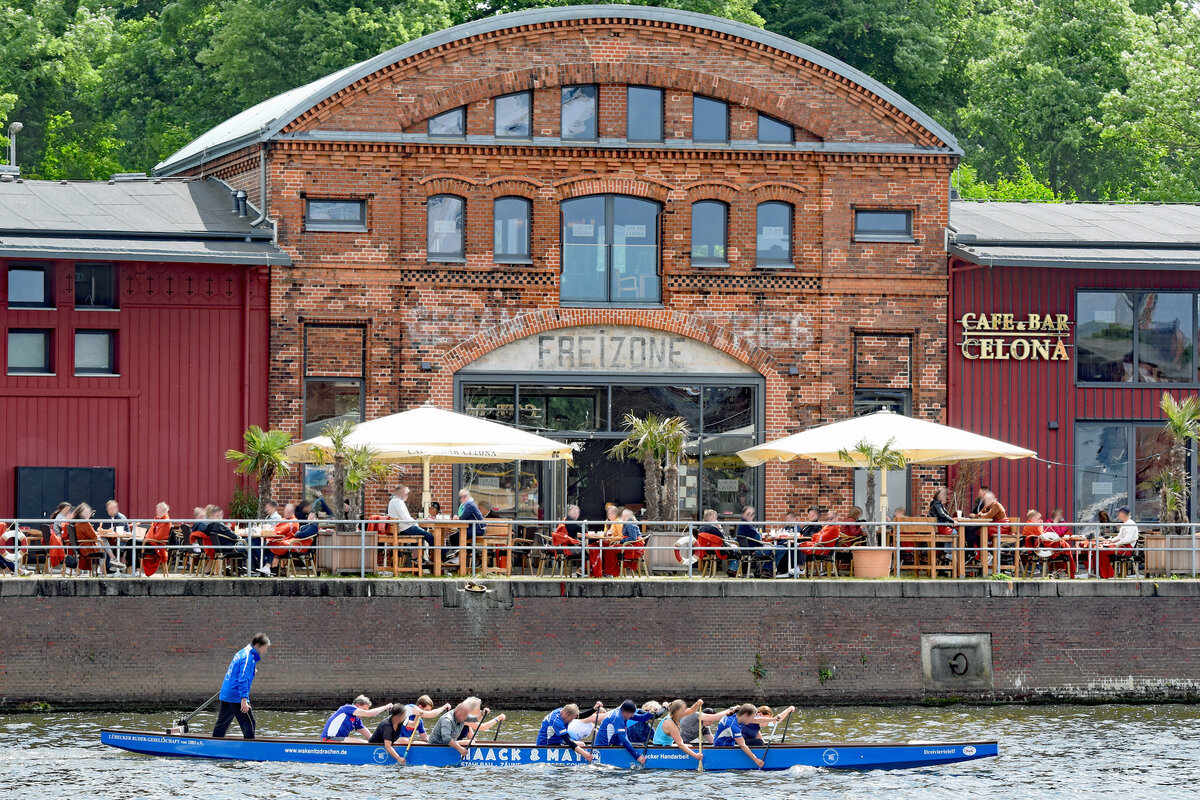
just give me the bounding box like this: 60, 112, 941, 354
949, 259, 1200, 519
0, 259, 270, 519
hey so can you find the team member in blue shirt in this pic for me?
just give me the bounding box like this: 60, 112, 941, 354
537, 701, 602, 762
595, 700, 658, 764
626, 701, 662, 744
713, 704, 765, 768
321, 695, 394, 741
212, 633, 270, 739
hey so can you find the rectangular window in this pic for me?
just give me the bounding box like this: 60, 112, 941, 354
757, 113, 793, 144
1077, 290, 1198, 385
627, 87, 664, 142
305, 199, 367, 232
75, 263, 117, 309
692, 95, 729, 143
7, 265, 52, 308
74, 329, 116, 375
561, 85, 597, 140
8, 329, 52, 374
690, 201, 727, 265
495, 91, 532, 138
1137, 292, 1193, 383
427, 195, 465, 259
303, 378, 364, 439
1077, 292, 1134, 383
854, 209, 914, 242
755, 202, 793, 266
852, 390, 911, 516
560, 194, 661, 304
428, 106, 466, 137
493, 197, 531, 261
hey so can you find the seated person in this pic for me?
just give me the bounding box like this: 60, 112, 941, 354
968, 490, 1008, 563
838, 508, 865, 544
588, 505, 623, 577
370, 705, 414, 764
428, 697, 487, 755
627, 701, 662, 744
734, 505, 786, 577
259, 503, 302, 576
396, 695, 451, 744
321, 696, 393, 742
141, 502, 173, 577
1097, 506, 1139, 579
617, 508, 645, 569
537, 702, 602, 761
73, 502, 125, 574
695, 509, 735, 573
799, 512, 841, 563
552, 511, 583, 559
388, 485, 434, 549
204, 505, 248, 569
595, 700, 657, 765
713, 704, 765, 768
189, 506, 213, 555
742, 705, 795, 746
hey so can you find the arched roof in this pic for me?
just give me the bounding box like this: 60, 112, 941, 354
155, 5, 960, 175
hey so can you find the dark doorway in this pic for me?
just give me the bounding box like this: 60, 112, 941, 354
16, 466, 116, 520
567, 440, 645, 520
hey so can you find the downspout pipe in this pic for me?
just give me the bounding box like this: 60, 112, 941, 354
251, 141, 269, 228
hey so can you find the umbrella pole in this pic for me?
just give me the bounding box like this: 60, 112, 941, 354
422, 457, 432, 518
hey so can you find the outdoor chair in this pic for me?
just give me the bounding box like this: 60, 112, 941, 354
280, 533, 319, 577
510, 531, 536, 575
835, 533, 865, 575
1111, 537, 1141, 578
618, 539, 650, 578
478, 523, 513, 577
895, 517, 951, 578
736, 539, 778, 578
534, 531, 569, 577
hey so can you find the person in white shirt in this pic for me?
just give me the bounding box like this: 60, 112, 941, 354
387, 485, 434, 548
1097, 506, 1139, 579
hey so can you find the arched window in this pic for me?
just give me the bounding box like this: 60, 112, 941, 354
561, 195, 660, 304
755, 201, 793, 266
691, 201, 728, 266
494, 197, 531, 261
427, 195, 465, 260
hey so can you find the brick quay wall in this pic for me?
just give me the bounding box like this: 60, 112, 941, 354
3, 579, 1199, 708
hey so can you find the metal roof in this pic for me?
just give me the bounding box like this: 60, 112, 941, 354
155, 5, 961, 176
0, 178, 290, 265
948, 201, 1200, 270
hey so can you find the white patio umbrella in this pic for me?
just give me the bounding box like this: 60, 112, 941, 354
736, 410, 1036, 519
286, 405, 574, 515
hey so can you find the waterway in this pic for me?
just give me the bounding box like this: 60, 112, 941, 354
2, 705, 1196, 799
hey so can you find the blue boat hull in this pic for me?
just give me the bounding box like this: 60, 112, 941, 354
101, 729, 997, 771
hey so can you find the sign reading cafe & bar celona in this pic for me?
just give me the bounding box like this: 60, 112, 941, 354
957, 313, 1071, 361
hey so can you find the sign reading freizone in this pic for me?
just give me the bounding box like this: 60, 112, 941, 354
957, 313, 1072, 361
464, 325, 758, 374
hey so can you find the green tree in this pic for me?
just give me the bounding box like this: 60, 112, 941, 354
958, 0, 1144, 199
35, 111, 126, 179
225, 425, 294, 517
954, 161, 1062, 201
452, 0, 763, 27
1157, 393, 1200, 526
609, 413, 690, 521
838, 438, 907, 545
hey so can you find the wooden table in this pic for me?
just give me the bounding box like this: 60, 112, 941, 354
954, 519, 987, 577
426, 521, 470, 577
99, 525, 145, 570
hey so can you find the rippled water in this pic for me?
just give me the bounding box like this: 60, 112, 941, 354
2, 705, 1197, 799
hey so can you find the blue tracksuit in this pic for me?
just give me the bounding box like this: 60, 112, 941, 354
537, 708, 571, 746
626, 715, 654, 744
595, 709, 654, 758
321, 704, 366, 740
713, 715, 744, 745
218, 645, 260, 703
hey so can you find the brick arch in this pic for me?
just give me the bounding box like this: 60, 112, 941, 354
746, 181, 807, 206
683, 180, 740, 204
442, 309, 779, 378
552, 174, 673, 203
418, 175, 479, 196
484, 176, 544, 199
394, 63, 832, 140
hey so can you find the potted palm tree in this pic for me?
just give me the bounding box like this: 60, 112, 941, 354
609, 413, 690, 520
838, 437, 907, 578
225, 425, 293, 518
1158, 393, 1200, 528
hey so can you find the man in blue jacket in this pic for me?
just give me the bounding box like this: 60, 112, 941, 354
213, 633, 271, 739
594, 700, 656, 765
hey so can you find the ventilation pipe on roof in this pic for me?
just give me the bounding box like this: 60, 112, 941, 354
230, 189, 241, 213
236, 190, 248, 218
250, 143, 269, 228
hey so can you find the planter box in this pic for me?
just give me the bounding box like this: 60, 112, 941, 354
1144, 533, 1199, 576
316, 526, 377, 575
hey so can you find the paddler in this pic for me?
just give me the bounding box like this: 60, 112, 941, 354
396, 695, 451, 744
536, 702, 601, 762
369, 705, 414, 764
428, 697, 488, 755
320, 695, 394, 742
650, 699, 704, 764
594, 700, 658, 765
679, 703, 736, 745
212, 633, 270, 739
712, 704, 764, 768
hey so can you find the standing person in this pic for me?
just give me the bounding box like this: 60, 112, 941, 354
595, 700, 656, 765
388, 485, 435, 549
320, 696, 394, 742
1097, 506, 1140, 579
428, 697, 487, 755
213, 633, 271, 739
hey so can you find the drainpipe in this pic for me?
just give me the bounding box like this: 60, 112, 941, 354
243, 268, 252, 433
251, 142, 269, 227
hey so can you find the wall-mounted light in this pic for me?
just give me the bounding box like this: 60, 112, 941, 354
788, 365, 800, 376
1048, 421, 1059, 431
419, 361, 433, 372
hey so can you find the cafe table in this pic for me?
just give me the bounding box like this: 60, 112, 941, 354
954, 519, 990, 578
425, 520, 470, 577
98, 524, 146, 570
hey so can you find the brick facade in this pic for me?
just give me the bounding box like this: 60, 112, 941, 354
183, 11, 955, 517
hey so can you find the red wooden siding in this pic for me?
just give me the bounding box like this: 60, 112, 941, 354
0, 260, 269, 518
949, 259, 1200, 518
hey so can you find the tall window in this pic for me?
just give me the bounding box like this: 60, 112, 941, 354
1077, 291, 1196, 384
427, 195, 465, 260
1075, 421, 1185, 523
493, 197, 531, 262
693, 95, 728, 143
305, 199, 367, 232
75, 263, 116, 309
429, 106, 466, 137
7, 265, 53, 308
561, 195, 660, 304
627, 86, 664, 142
495, 91, 532, 138
7, 329, 52, 374
690, 201, 727, 265
755, 202, 793, 266
74, 330, 116, 375
561, 85, 597, 140
757, 113, 793, 144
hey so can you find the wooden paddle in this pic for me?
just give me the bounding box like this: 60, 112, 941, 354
695, 707, 704, 773
400, 706, 420, 765
458, 708, 491, 765
492, 717, 503, 742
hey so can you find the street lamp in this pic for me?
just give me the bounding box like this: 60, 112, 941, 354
8, 121, 24, 169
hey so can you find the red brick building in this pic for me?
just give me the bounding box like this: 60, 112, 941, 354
157, 6, 960, 520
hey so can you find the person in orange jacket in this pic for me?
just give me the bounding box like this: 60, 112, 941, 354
141, 502, 173, 577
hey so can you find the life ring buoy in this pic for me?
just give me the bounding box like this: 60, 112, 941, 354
0, 526, 30, 559
674, 535, 698, 565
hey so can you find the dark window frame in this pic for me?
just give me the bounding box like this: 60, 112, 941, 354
7, 328, 53, 375
427, 194, 467, 261
493, 196, 532, 263
754, 201, 794, 268
7, 264, 54, 309
302, 376, 366, 440
626, 86, 665, 143
494, 91, 533, 139
559, 193, 662, 305
74, 262, 118, 310
1074, 419, 1196, 523
692, 95, 729, 143
73, 328, 117, 376
1076, 289, 1199, 387
560, 85, 598, 141
428, 106, 467, 138
757, 113, 794, 145
853, 208, 915, 242
304, 198, 368, 233
690, 200, 729, 267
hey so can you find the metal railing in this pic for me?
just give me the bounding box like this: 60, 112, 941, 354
1, 517, 1197, 579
